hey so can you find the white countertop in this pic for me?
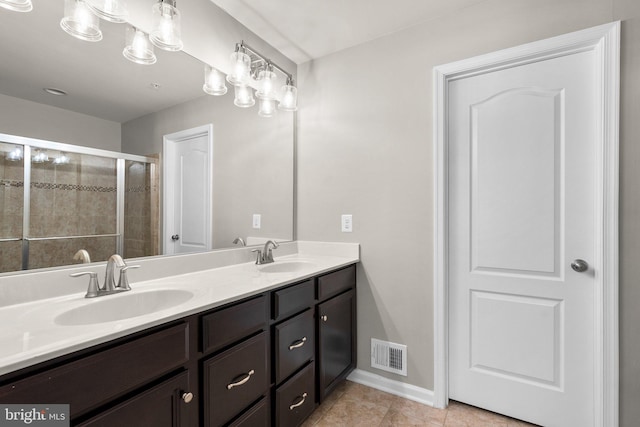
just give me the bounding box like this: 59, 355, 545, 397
0, 241, 359, 377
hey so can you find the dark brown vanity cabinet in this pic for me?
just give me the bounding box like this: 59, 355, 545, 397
0, 263, 357, 427
316, 265, 357, 402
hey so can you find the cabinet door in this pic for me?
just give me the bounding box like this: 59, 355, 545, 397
317, 290, 355, 401
77, 371, 191, 427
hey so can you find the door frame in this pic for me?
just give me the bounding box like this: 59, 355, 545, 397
162, 124, 214, 254
433, 22, 620, 426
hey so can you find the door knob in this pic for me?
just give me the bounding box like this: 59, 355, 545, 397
171, 234, 180, 241
571, 259, 589, 273
181, 392, 193, 403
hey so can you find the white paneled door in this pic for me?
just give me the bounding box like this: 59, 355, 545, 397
444, 26, 619, 427
163, 125, 213, 255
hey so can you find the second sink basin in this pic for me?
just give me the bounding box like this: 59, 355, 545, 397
258, 260, 317, 274
55, 289, 194, 326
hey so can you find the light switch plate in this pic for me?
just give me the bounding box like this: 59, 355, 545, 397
253, 214, 261, 229
341, 214, 353, 232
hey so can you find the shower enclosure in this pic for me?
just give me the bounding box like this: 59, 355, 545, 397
0, 134, 159, 273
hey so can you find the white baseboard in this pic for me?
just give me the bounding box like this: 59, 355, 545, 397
347, 369, 435, 406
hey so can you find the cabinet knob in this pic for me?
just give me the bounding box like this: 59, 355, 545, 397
181, 392, 194, 404
321, 315, 328, 322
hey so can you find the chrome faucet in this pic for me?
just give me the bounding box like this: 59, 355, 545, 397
233, 237, 246, 247
251, 240, 279, 265
104, 254, 126, 292
70, 254, 140, 298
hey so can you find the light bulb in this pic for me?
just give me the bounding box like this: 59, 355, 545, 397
227, 50, 251, 86
234, 85, 255, 108
123, 26, 156, 65
278, 83, 298, 112
150, 0, 183, 52
0, 0, 33, 12
258, 98, 276, 117
86, 0, 128, 23
60, 0, 102, 42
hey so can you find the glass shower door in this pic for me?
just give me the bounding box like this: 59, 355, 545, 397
0, 143, 24, 273
27, 150, 119, 269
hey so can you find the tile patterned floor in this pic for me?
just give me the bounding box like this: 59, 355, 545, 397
302, 381, 538, 427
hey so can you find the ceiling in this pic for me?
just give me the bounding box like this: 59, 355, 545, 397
209, 0, 488, 64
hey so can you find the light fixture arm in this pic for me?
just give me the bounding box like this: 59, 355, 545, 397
237, 41, 294, 85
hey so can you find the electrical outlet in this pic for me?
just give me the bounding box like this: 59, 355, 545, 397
341, 214, 353, 232
252, 214, 261, 229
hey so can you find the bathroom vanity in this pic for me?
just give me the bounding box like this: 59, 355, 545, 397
0, 243, 358, 427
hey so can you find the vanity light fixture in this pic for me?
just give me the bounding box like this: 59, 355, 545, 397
6, 145, 23, 162
150, 0, 183, 52
85, 0, 127, 23
0, 0, 32, 12
233, 84, 255, 108
123, 26, 156, 65
227, 44, 251, 86
203, 65, 227, 96
32, 149, 49, 164
278, 76, 298, 112
60, 0, 103, 42
228, 41, 298, 115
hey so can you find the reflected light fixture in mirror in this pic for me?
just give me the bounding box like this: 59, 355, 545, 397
258, 98, 276, 117
6, 145, 23, 161
203, 65, 227, 96
86, 0, 127, 23
32, 149, 48, 163
123, 26, 157, 65
52, 152, 71, 165
60, 0, 103, 42
150, 0, 183, 52
0, 0, 32, 12
234, 85, 255, 108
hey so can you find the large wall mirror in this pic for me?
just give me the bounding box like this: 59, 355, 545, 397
0, 0, 294, 274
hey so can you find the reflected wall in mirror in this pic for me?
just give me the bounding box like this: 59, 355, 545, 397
0, 0, 294, 274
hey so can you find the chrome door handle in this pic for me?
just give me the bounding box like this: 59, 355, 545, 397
571, 259, 589, 273
171, 234, 179, 241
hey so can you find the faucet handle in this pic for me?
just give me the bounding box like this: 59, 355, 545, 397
251, 249, 263, 265
70, 272, 101, 298
118, 265, 140, 291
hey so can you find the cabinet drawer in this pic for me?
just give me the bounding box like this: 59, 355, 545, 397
275, 361, 315, 427
202, 295, 267, 354
0, 323, 189, 418
272, 279, 314, 321
77, 371, 191, 427
203, 332, 269, 427
274, 309, 315, 384
228, 396, 270, 427
317, 265, 356, 301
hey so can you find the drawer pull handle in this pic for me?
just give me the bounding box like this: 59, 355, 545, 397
227, 370, 255, 390
181, 392, 194, 403
321, 315, 328, 322
289, 392, 308, 410
288, 337, 307, 350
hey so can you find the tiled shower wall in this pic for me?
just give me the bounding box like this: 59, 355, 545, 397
0, 155, 24, 272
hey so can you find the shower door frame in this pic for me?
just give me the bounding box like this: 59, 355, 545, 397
0, 133, 157, 270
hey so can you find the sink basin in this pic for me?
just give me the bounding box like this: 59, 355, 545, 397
258, 260, 317, 274
55, 289, 194, 326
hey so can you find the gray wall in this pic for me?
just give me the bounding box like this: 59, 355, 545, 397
297, 0, 640, 425
122, 93, 294, 249
0, 93, 121, 151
